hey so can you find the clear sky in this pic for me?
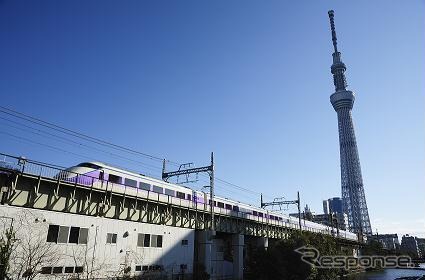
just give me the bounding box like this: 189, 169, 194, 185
0, 0, 424, 238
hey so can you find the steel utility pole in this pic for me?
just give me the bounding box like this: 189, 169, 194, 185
162, 153, 215, 231
261, 191, 302, 232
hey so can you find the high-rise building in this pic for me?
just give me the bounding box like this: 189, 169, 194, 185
401, 235, 421, 258
328, 197, 343, 214
415, 238, 425, 258
327, 11, 372, 235
370, 234, 400, 251
323, 200, 329, 215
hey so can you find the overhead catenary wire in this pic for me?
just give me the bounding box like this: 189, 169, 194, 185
0, 106, 274, 201
0, 119, 163, 173
0, 106, 180, 165
0, 131, 158, 178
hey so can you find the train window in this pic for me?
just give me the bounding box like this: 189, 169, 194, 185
139, 182, 151, 191
164, 188, 175, 196
124, 178, 137, 188
233, 206, 239, 211
187, 194, 191, 200
108, 174, 121, 184
270, 215, 274, 220
258, 213, 263, 217
252, 211, 258, 216
176, 192, 185, 199
225, 204, 232, 210
217, 202, 224, 208
152, 185, 163, 194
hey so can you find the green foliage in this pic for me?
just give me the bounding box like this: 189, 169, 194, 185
245, 232, 344, 280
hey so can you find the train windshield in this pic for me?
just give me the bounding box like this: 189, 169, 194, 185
76, 163, 102, 169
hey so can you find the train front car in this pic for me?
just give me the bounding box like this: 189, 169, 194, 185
55, 162, 103, 186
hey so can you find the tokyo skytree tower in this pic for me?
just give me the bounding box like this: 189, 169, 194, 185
327, 10, 372, 235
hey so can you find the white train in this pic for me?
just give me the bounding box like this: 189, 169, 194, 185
58, 161, 357, 241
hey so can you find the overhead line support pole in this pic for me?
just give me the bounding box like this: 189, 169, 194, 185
162, 153, 215, 232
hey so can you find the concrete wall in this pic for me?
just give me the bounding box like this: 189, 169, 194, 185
0, 205, 194, 279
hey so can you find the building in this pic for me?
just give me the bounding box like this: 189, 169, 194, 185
401, 235, 421, 258
290, 200, 348, 231
370, 234, 400, 251
415, 238, 425, 258
327, 10, 372, 235
323, 200, 329, 215
312, 213, 348, 231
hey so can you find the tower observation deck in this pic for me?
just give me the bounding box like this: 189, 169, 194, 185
327, 10, 372, 236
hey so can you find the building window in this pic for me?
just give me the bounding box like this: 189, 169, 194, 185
137, 233, 162, 248
79, 228, 88, 244
151, 265, 163, 271
144, 234, 151, 247
150, 235, 157, 247
47, 224, 88, 244
107, 233, 117, 244
41, 267, 52, 274
64, 267, 74, 273
135, 265, 142, 272
181, 239, 188, 246
69, 227, 80, 244
57, 226, 69, 243
142, 266, 148, 271
152, 185, 163, 194
124, 178, 137, 188
137, 234, 144, 247
52, 267, 63, 274
46, 225, 59, 243
75, 266, 84, 273
180, 264, 187, 270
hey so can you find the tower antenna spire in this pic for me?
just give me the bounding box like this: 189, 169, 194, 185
328, 10, 338, 53
328, 10, 347, 92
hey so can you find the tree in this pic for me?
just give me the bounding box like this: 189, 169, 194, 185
245, 232, 343, 280
0, 217, 16, 279
5, 210, 61, 279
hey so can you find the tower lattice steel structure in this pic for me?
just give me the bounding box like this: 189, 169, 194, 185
327, 10, 372, 235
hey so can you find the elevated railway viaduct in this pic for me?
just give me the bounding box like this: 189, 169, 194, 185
0, 154, 361, 279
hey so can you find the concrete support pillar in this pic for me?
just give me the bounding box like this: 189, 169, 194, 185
232, 234, 244, 280
257, 237, 268, 250
197, 231, 214, 278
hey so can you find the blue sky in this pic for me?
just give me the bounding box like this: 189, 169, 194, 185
0, 0, 424, 238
